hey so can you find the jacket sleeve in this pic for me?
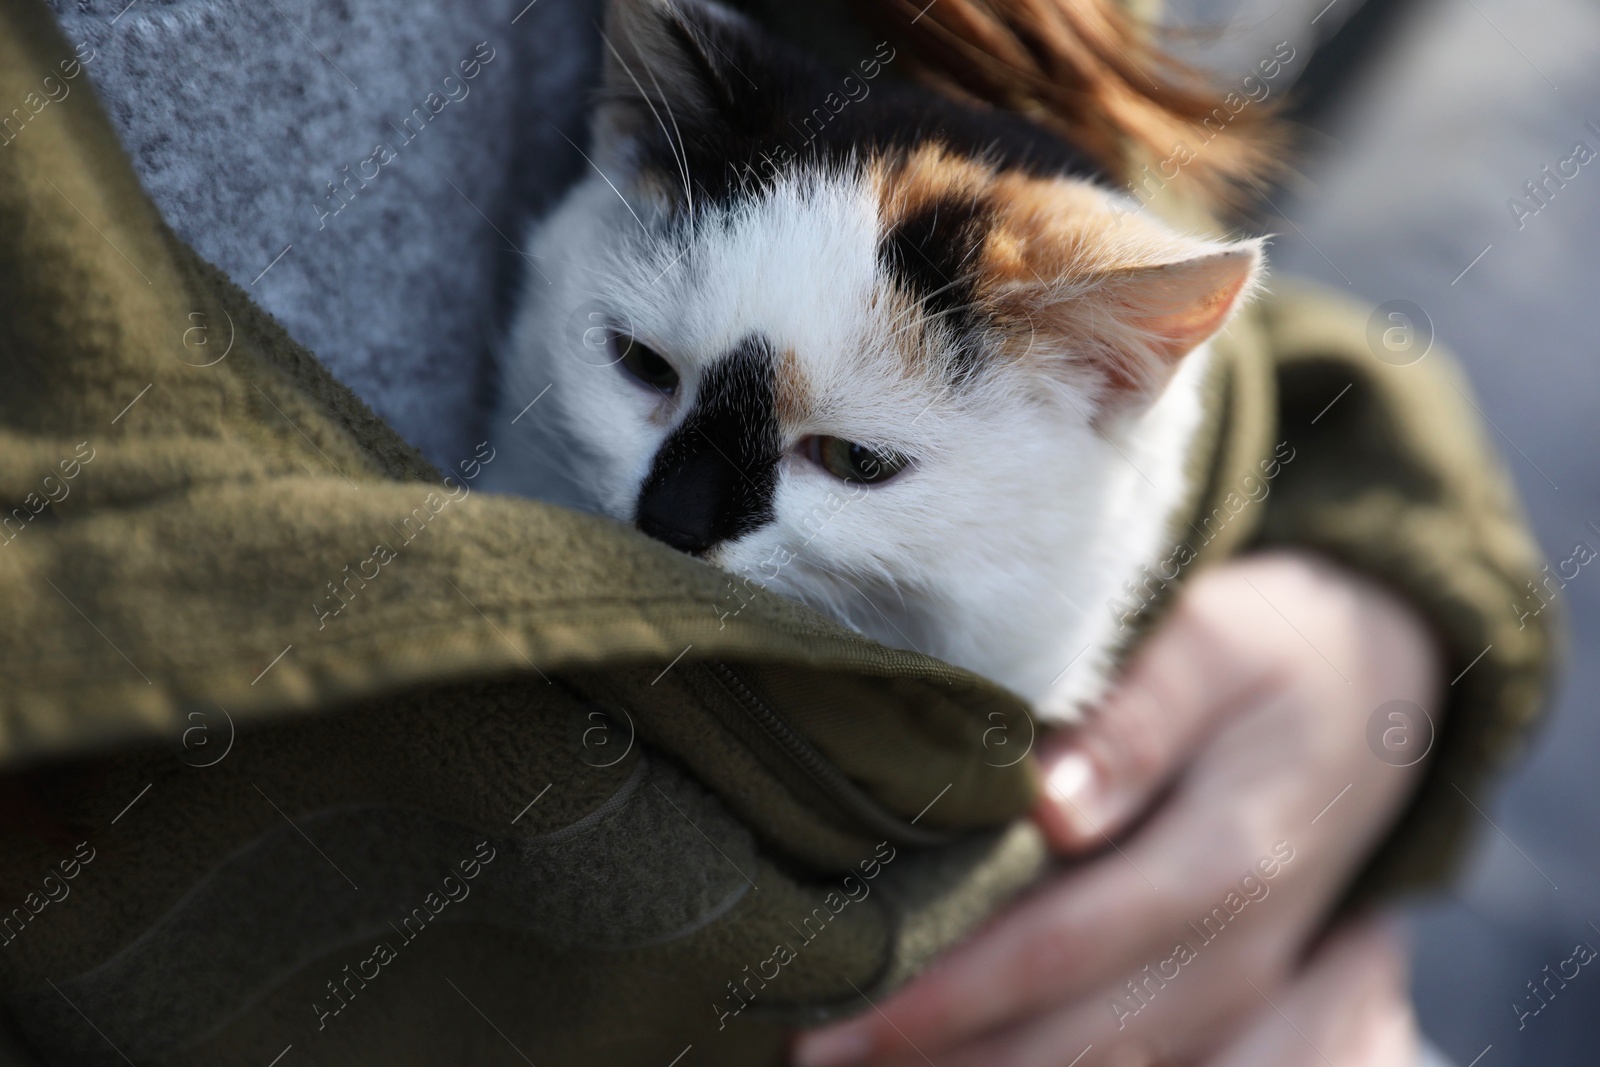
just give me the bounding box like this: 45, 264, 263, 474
1246, 282, 1558, 904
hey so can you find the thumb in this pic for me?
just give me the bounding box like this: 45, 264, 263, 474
1032, 596, 1267, 853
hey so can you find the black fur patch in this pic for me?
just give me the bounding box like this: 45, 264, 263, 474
878, 194, 994, 376
634, 335, 781, 554
612, 4, 1100, 208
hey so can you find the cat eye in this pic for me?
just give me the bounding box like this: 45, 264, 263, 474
613, 332, 679, 394
804, 436, 910, 485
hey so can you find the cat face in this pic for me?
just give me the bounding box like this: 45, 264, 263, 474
499, 0, 1262, 705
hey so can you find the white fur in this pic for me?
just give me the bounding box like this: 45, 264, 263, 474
487, 154, 1243, 720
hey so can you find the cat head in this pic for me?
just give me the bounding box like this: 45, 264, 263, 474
504, 0, 1263, 697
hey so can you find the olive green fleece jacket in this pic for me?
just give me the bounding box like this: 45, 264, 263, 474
0, 1, 1552, 1065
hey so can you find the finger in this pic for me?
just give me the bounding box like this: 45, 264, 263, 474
890, 917, 1411, 1067
1033, 589, 1270, 854
792, 858, 1171, 1066
1203, 917, 1417, 1067
883, 913, 1288, 1067
794, 747, 1299, 1067
872, 974, 1179, 1067
797, 555, 1420, 1067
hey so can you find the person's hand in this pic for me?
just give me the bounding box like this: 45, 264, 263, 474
792, 549, 1443, 1066
1200, 916, 1421, 1067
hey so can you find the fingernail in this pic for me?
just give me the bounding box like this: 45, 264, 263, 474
1046, 751, 1094, 804
1044, 751, 1104, 837
792, 1028, 872, 1067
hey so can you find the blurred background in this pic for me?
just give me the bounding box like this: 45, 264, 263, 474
1168, 0, 1599, 1061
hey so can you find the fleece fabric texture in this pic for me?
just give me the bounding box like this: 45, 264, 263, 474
0, 0, 1555, 1065
0, 4, 1055, 1063
40, 0, 604, 469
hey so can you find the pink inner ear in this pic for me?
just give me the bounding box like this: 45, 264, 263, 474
1114, 247, 1260, 365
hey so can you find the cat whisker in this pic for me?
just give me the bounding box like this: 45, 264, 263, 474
882, 297, 988, 350
641, 66, 697, 228
551, 123, 651, 239
798, 556, 924, 654
601, 30, 697, 224
783, 545, 915, 630
883, 272, 977, 335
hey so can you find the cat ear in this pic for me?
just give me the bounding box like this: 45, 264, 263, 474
595, 0, 747, 166
1021, 238, 1264, 401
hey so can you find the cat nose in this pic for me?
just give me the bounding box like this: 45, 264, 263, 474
635, 494, 719, 555
634, 437, 774, 557
633, 336, 780, 556
634, 446, 736, 556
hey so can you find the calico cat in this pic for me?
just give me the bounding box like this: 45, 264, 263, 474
489, 0, 1264, 721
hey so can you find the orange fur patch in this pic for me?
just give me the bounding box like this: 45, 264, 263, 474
774, 345, 811, 426
873, 145, 992, 232
871, 143, 1240, 392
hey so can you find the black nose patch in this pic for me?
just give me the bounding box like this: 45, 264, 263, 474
634, 336, 780, 555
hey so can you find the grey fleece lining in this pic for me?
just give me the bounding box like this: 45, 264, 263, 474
45, 0, 605, 468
